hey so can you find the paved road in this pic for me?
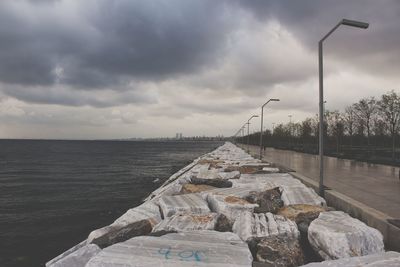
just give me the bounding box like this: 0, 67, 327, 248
243, 144, 400, 218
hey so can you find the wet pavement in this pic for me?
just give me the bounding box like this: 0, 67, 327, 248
243, 144, 400, 218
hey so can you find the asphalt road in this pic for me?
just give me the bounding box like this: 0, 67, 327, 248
245, 144, 400, 218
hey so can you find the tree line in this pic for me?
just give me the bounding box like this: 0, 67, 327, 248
236, 91, 400, 165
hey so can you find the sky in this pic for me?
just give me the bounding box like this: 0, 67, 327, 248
0, 0, 399, 139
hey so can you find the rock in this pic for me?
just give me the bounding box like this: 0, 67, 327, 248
191, 176, 233, 188
197, 159, 225, 165
144, 160, 199, 202
301, 251, 400, 267
86, 230, 253, 267
113, 201, 162, 226
277, 204, 326, 224
180, 183, 216, 194
254, 236, 305, 267
207, 194, 258, 221
46, 242, 100, 267
215, 213, 233, 232
152, 213, 219, 232
261, 167, 280, 173
232, 211, 299, 242
217, 170, 241, 180
224, 165, 240, 172
278, 204, 327, 263
239, 163, 271, 174
148, 229, 178, 237
245, 187, 283, 213
87, 201, 161, 247
87, 219, 152, 248
281, 186, 326, 206
202, 186, 258, 199
308, 211, 384, 260
158, 193, 211, 217
234, 173, 305, 190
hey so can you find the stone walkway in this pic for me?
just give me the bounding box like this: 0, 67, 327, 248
46, 142, 399, 267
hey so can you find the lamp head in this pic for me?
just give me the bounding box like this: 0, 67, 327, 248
270, 98, 280, 102
341, 19, 369, 29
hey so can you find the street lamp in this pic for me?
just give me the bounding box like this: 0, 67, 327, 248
259, 98, 280, 159
318, 18, 368, 197
247, 115, 259, 153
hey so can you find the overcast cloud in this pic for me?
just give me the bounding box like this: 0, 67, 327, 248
0, 0, 399, 139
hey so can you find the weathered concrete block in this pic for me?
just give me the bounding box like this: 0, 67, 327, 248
233, 211, 299, 242
308, 211, 384, 260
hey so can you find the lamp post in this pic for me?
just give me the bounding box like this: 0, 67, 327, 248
259, 99, 280, 159
318, 19, 368, 197
247, 115, 259, 153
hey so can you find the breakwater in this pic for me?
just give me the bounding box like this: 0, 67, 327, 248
46, 142, 400, 266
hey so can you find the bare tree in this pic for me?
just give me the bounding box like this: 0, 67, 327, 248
326, 110, 345, 153
344, 105, 356, 149
377, 91, 400, 161
311, 114, 319, 138
354, 97, 377, 154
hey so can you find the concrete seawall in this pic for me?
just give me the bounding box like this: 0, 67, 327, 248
46, 142, 400, 267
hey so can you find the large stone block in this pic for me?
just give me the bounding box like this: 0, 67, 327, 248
46, 242, 100, 267
113, 201, 162, 226
281, 186, 326, 206
152, 213, 219, 232
86, 230, 253, 267
207, 194, 258, 222
191, 176, 233, 188
232, 211, 299, 242
158, 193, 211, 217
301, 251, 400, 267
308, 211, 384, 260
180, 183, 217, 194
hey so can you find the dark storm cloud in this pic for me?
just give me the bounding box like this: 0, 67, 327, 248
235, 0, 400, 71
2, 84, 157, 108
0, 0, 399, 109
0, 0, 233, 88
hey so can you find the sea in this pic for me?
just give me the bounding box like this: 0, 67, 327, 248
0, 139, 223, 267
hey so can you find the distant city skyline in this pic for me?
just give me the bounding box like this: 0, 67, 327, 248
0, 0, 399, 139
